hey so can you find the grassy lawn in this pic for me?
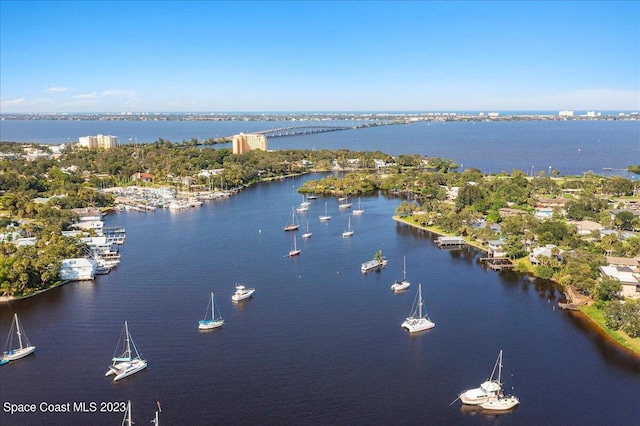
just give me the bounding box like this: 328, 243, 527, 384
580, 305, 640, 355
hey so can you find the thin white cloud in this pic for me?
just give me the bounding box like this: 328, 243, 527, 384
45, 86, 68, 94
73, 92, 99, 99
1, 97, 53, 107
101, 89, 136, 98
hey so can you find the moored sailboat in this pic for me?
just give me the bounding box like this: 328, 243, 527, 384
401, 284, 435, 333
352, 197, 364, 215
284, 207, 300, 231
1, 313, 35, 363
302, 221, 312, 239
342, 217, 354, 237
106, 321, 147, 381
289, 235, 301, 257
391, 256, 410, 292
199, 292, 224, 330
319, 201, 331, 221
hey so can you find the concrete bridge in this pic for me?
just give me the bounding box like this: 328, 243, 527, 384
255, 125, 355, 138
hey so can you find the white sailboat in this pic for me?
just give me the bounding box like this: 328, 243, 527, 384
319, 201, 331, 221
342, 217, 354, 237
231, 283, 255, 302
302, 221, 312, 239
352, 197, 364, 215
284, 207, 300, 231
459, 350, 504, 405
106, 321, 147, 381
289, 234, 301, 257
1, 313, 35, 363
401, 284, 435, 333
121, 400, 133, 426
391, 256, 410, 292
199, 292, 224, 330
300, 194, 311, 208
338, 196, 352, 209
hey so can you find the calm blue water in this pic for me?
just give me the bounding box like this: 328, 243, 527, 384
1, 174, 639, 425
1, 119, 638, 177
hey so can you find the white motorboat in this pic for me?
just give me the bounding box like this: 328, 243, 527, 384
459, 350, 504, 405
232, 284, 255, 302
1, 313, 35, 363
479, 395, 520, 411
289, 235, 301, 257
342, 217, 354, 237
106, 321, 147, 381
391, 256, 410, 292
199, 292, 224, 330
401, 284, 435, 333
319, 202, 331, 221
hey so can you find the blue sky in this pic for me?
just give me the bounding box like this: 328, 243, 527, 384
1, 1, 638, 113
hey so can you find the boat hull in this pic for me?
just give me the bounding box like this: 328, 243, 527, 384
459, 384, 501, 405
2, 346, 35, 361
479, 396, 519, 411
198, 319, 224, 330
402, 318, 435, 333
107, 359, 147, 381
391, 280, 410, 292
289, 250, 301, 257
232, 288, 255, 302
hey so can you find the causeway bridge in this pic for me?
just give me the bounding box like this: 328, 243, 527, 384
255, 125, 355, 138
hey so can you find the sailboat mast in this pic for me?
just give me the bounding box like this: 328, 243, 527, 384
418, 285, 423, 318
15, 314, 24, 350
403, 256, 406, 281
124, 321, 131, 358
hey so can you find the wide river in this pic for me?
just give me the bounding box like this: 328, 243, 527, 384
1, 119, 639, 177
1, 172, 639, 425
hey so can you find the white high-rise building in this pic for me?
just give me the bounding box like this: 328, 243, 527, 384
78, 134, 118, 150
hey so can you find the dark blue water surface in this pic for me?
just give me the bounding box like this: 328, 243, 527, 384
1, 174, 639, 425
1, 119, 638, 177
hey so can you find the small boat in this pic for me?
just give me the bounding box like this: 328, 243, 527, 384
479, 395, 520, 411
300, 195, 311, 208
361, 250, 388, 273
338, 196, 352, 209
391, 256, 410, 292
459, 350, 504, 405
199, 292, 224, 330
352, 197, 364, 215
296, 206, 308, 213
284, 207, 300, 231
106, 321, 147, 381
1, 313, 35, 363
401, 284, 435, 333
289, 235, 301, 257
319, 201, 331, 221
232, 284, 255, 302
342, 217, 354, 237
302, 221, 312, 239
307, 194, 317, 200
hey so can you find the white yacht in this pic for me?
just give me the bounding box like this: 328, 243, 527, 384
479, 395, 520, 411
1, 313, 35, 363
232, 284, 255, 302
391, 256, 410, 292
459, 350, 504, 405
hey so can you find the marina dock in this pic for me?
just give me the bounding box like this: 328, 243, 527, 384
480, 257, 515, 271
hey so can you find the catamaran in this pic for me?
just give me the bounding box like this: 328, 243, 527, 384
1, 313, 35, 363
401, 284, 435, 333
106, 321, 147, 381
391, 256, 410, 292
284, 207, 300, 231
199, 293, 224, 330
459, 350, 505, 405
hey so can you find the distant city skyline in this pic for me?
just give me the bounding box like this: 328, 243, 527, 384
1, 1, 638, 113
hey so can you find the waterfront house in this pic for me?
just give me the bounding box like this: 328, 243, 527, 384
59, 258, 98, 281
487, 240, 506, 258
529, 244, 563, 265
599, 265, 640, 299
